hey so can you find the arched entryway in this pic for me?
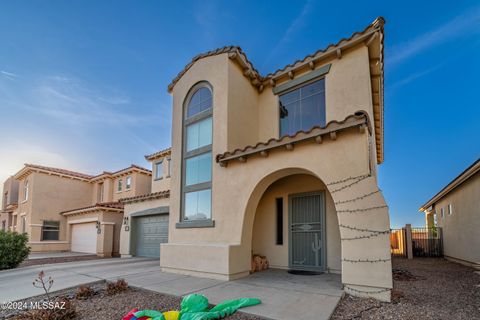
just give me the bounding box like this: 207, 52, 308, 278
251, 173, 341, 273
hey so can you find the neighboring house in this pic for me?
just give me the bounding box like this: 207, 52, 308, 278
11, 163, 151, 257
119, 148, 171, 258
160, 17, 392, 301
1, 176, 19, 231
420, 158, 480, 268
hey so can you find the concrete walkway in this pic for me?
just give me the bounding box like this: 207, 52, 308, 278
27, 252, 96, 259
0, 258, 343, 320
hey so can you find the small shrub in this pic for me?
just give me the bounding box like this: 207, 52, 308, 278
75, 285, 94, 300
14, 297, 76, 320
106, 279, 128, 295
0, 230, 31, 270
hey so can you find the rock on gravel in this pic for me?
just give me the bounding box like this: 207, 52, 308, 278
331, 258, 480, 320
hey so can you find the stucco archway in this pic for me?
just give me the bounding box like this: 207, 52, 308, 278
248, 171, 342, 273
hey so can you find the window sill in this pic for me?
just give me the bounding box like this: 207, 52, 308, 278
176, 220, 215, 229
154, 177, 164, 181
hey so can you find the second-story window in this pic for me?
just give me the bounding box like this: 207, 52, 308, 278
155, 161, 163, 180
126, 176, 132, 190
24, 179, 29, 201
117, 179, 123, 192
182, 84, 213, 221
279, 78, 326, 136
166, 158, 171, 177
98, 183, 104, 202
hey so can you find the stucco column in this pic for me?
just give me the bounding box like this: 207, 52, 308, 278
327, 175, 392, 302
97, 223, 114, 257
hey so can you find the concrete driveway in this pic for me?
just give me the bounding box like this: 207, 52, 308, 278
0, 258, 343, 320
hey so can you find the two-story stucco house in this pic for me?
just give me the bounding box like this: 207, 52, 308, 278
159, 17, 392, 301
1, 176, 19, 231
11, 163, 151, 257
119, 148, 171, 258
420, 158, 480, 269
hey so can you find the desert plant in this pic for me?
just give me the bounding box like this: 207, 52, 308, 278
106, 278, 128, 295
0, 230, 31, 270
75, 284, 94, 300
33, 271, 54, 300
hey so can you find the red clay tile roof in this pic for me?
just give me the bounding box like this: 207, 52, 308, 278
145, 148, 172, 161
120, 190, 170, 204
167, 17, 385, 164
216, 111, 370, 165
90, 164, 151, 181
16, 164, 94, 181
61, 202, 124, 215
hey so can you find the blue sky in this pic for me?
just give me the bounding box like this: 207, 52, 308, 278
0, 1, 479, 227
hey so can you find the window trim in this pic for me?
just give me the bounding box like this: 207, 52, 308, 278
41, 220, 60, 241
24, 179, 29, 201
166, 158, 171, 178
154, 160, 164, 181
447, 203, 453, 215
125, 176, 132, 190
179, 81, 214, 226
117, 179, 123, 193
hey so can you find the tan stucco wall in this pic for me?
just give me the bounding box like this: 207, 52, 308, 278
432, 172, 480, 264
112, 172, 152, 202
164, 47, 391, 301
65, 210, 123, 257
252, 174, 341, 273
17, 172, 92, 247
119, 197, 170, 257
151, 157, 171, 193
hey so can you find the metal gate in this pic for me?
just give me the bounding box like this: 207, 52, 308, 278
289, 192, 325, 272
412, 227, 443, 257
390, 226, 443, 258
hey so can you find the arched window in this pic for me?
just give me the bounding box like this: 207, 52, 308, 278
182, 83, 213, 222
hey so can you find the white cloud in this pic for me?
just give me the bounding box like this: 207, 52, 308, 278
1, 70, 19, 79
263, 0, 315, 67
388, 5, 480, 67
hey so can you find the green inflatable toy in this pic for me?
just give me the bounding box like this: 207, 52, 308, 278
127, 294, 261, 320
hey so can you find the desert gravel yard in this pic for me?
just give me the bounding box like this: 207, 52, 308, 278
331, 258, 480, 320
2, 281, 266, 320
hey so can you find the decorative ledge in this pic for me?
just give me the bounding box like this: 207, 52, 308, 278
176, 220, 215, 229
216, 111, 371, 167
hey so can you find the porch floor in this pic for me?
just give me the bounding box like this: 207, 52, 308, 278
125, 267, 343, 320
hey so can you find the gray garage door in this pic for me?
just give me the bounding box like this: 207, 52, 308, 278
134, 214, 168, 258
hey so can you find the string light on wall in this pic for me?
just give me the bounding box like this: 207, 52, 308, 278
337, 205, 388, 213
339, 224, 389, 240
330, 174, 371, 193
344, 285, 390, 295
334, 189, 381, 205
342, 258, 390, 263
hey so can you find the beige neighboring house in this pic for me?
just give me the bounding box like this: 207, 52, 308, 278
420, 158, 480, 268
11, 163, 151, 257
1, 176, 19, 231
119, 148, 171, 258
160, 17, 392, 301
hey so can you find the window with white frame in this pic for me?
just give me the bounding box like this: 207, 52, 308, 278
440, 207, 445, 218
154, 161, 163, 180
98, 183, 104, 202
126, 176, 132, 189
117, 179, 123, 192
182, 84, 212, 221
24, 179, 29, 201
447, 203, 453, 215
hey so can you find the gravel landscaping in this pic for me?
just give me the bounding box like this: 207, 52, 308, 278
331, 258, 480, 320
1, 281, 266, 320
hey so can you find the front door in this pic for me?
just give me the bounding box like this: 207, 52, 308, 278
289, 192, 325, 271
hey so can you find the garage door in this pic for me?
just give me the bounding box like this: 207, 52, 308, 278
134, 214, 168, 258
71, 222, 97, 254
